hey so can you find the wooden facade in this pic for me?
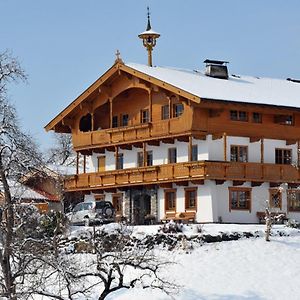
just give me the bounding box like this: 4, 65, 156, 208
45, 59, 300, 223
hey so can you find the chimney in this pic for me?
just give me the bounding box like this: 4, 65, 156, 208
204, 59, 229, 80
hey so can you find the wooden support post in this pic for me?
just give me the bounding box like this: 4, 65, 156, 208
148, 89, 152, 122
223, 132, 227, 161
91, 112, 94, 131
76, 152, 79, 175
83, 155, 86, 174
168, 96, 172, 119
115, 146, 119, 169
109, 98, 113, 128
189, 135, 193, 162
261, 138, 264, 163
297, 140, 300, 168
143, 142, 147, 167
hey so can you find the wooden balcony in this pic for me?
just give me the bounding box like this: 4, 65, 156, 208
72, 118, 192, 151
64, 161, 300, 192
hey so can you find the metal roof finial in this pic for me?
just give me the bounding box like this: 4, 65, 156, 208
146, 6, 151, 31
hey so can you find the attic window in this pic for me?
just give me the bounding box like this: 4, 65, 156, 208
79, 113, 92, 132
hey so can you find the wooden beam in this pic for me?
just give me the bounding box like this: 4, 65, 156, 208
148, 89, 152, 122
251, 181, 263, 187
189, 135, 193, 161
162, 138, 174, 144
143, 142, 146, 167
260, 138, 264, 163
212, 133, 223, 140
115, 146, 119, 169
270, 182, 281, 188
191, 180, 204, 185
215, 180, 225, 185
175, 181, 189, 186
223, 133, 227, 161
76, 152, 79, 175
93, 148, 105, 154
193, 133, 206, 140
177, 135, 189, 142
159, 183, 173, 188
133, 142, 143, 148
286, 139, 297, 145
109, 98, 113, 128
250, 137, 260, 143
120, 144, 132, 150
80, 149, 92, 156
233, 180, 245, 186
83, 155, 86, 173
147, 140, 160, 146
106, 146, 115, 152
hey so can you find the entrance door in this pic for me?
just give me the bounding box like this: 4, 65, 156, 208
133, 194, 151, 225
97, 156, 106, 172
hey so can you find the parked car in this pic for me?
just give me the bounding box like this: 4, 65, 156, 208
67, 201, 115, 226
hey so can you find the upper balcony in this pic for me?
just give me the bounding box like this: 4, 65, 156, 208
64, 160, 300, 192
72, 117, 198, 151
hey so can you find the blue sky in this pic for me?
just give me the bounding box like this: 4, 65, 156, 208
1, 0, 300, 150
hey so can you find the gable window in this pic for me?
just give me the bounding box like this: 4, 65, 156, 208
112, 115, 118, 128
116, 153, 124, 170
269, 189, 282, 209
287, 190, 300, 212
121, 114, 129, 126
112, 194, 123, 216
252, 112, 262, 123
274, 115, 293, 125
191, 145, 198, 161
230, 145, 248, 162
229, 187, 251, 211
165, 189, 176, 211
141, 109, 149, 123
168, 148, 177, 164
161, 105, 170, 120
185, 188, 197, 210
173, 103, 184, 117
230, 110, 248, 121
275, 149, 292, 165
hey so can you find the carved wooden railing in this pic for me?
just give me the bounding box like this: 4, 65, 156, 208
64, 161, 300, 191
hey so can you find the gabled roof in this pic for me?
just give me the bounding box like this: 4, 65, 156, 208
45, 61, 300, 132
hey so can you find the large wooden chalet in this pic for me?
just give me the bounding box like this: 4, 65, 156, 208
45, 19, 300, 224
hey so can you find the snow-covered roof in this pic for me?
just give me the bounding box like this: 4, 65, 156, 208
127, 63, 300, 109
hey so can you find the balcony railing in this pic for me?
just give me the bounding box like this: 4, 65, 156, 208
72, 117, 191, 150
64, 161, 300, 191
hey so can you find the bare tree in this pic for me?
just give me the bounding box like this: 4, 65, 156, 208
0, 50, 43, 299
26, 225, 178, 299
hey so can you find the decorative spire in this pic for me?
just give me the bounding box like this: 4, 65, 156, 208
114, 49, 124, 64
138, 7, 160, 67
146, 6, 151, 31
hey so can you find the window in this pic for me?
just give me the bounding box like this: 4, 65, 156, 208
274, 115, 293, 125
168, 148, 177, 163
165, 189, 176, 211
112, 194, 123, 215
79, 113, 92, 132
161, 105, 170, 120
185, 188, 197, 210
173, 103, 184, 117
191, 145, 198, 161
275, 149, 292, 164
112, 115, 118, 128
287, 190, 300, 212
121, 114, 129, 126
116, 153, 123, 170
146, 151, 153, 166
269, 189, 282, 209
141, 109, 149, 123
252, 112, 262, 123
230, 110, 248, 121
137, 151, 153, 167
230, 145, 248, 162
137, 152, 143, 167
229, 188, 251, 211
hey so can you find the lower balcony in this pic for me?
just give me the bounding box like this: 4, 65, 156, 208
64, 161, 300, 192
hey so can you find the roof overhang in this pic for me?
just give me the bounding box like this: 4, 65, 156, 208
44, 62, 201, 132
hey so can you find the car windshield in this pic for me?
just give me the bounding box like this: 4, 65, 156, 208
83, 203, 93, 210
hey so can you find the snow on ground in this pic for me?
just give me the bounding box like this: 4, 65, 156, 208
83, 223, 299, 300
